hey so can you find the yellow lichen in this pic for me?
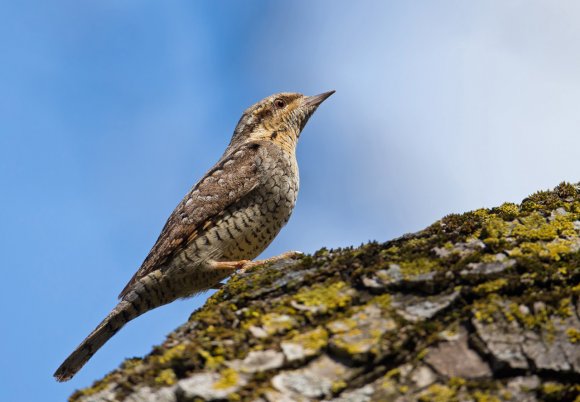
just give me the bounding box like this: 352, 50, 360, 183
566, 328, 580, 343
153, 344, 187, 365
558, 298, 573, 317
511, 212, 576, 243
480, 216, 510, 247
448, 377, 466, 388
260, 313, 297, 335
496, 203, 519, 220
419, 384, 456, 402
331, 380, 347, 393
472, 391, 501, 402
473, 279, 508, 295
510, 239, 578, 261
213, 368, 239, 390
199, 349, 225, 370
285, 326, 328, 351
293, 281, 353, 313
154, 368, 177, 386
541, 382, 566, 395
398, 257, 439, 277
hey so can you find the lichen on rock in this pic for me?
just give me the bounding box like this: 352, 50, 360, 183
70, 182, 580, 402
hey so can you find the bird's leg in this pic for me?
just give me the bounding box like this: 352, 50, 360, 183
210, 251, 303, 274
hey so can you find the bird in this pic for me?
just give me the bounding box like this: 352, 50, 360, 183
54, 90, 335, 382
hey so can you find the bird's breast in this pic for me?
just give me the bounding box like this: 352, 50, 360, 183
192, 152, 299, 262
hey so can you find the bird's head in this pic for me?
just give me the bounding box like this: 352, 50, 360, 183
229, 91, 335, 152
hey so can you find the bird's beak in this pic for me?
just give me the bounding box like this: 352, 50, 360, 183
302, 90, 336, 109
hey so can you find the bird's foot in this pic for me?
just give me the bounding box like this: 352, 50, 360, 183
237, 250, 304, 273
211, 251, 304, 275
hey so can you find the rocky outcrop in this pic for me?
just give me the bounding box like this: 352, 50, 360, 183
71, 183, 580, 402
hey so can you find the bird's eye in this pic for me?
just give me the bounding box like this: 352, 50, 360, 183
274, 98, 286, 109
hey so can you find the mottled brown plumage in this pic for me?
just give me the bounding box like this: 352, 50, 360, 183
54, 90, 334, 382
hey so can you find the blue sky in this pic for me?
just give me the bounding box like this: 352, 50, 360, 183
2, 2, 580, 400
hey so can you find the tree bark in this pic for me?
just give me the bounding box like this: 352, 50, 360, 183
71, 182, 580, 402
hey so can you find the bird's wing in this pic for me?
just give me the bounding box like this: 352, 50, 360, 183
118, 141, 268, 299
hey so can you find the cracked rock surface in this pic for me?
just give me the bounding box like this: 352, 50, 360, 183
71, 183, 580, 402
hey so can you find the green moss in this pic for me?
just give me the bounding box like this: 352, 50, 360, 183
555, 181, 578, 199
521, 190, 565, 212
398, 257, 440, 277
494, 202, 520, 220
512, 212, 558, 241
509, 239, 578, 261
480, 216, 510, 247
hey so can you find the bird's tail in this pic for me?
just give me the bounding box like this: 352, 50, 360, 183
53, 298, 141, 382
